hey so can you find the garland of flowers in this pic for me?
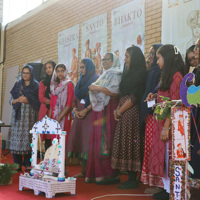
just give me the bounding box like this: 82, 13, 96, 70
154, 96, 172, 121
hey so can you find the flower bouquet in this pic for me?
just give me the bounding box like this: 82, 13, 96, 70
154, 96, 172, 121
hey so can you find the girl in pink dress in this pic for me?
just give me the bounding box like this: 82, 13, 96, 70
49, 64, 74, 151
146, 45, 185, 200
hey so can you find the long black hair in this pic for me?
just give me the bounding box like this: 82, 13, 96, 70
42, 60, 56, 108
158, 44, 185, 91
119, 46, 146, 103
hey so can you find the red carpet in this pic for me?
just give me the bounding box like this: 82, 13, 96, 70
0, 151, 153, 200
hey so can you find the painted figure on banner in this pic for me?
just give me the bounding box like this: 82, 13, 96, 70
177, 143, 186, 158
136, 33, 145, 53
186, 10, 200, 49
95, 42, 102, 74
168, 0, 179, 8
85, 39, 91, 58
91, 48, 98, 67
70, 48, 78, 84
178, 115, 184, 136
114, 50, 121, 69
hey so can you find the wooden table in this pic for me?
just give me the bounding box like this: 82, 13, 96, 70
0, 124, 11, 132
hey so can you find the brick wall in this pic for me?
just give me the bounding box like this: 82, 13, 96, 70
1, 0, 162, 114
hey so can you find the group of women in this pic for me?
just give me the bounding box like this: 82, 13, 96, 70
8, 38, 200, 200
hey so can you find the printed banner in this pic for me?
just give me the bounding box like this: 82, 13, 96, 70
170, 161, 187, 200
111, 0, 145, 69
162, 0, 200, 57
58, 24, 79, 84
171, 106, 191, 161
81, 13, 107, 75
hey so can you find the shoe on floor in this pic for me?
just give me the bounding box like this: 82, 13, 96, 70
97, 178, 120, 185
152, 190, 165, 199
118, 181, 139, 189
73, 173, 85, 178
152, 190, 169, 200
144, 187, 164, 194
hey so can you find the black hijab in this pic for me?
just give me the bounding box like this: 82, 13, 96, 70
119, 46, 147, 104
140, 44, 162, 124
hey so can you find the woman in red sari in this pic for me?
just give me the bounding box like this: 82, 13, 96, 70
85, 53, 122, 184
146, 45, 185, 200
49, 64, 74, 150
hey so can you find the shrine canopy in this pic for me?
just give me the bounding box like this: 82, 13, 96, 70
30, 115, 66, 135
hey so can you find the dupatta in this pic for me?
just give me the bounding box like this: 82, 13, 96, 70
89, 53, 122, 111
10, 65, 40, 120
50, 64, 72, 129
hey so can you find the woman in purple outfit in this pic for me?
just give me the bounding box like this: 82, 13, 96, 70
67, 58, 99, 178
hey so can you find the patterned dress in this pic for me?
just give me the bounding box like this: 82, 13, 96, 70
141, 114, 164, 187
111, 95, 141, 172
9, 103, 38, 155
148, 71, 183, 177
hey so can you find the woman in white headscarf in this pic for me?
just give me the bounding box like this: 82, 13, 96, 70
85, 53, 122, 185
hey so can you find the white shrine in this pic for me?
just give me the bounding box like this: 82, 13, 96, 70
19, 115, 76, 198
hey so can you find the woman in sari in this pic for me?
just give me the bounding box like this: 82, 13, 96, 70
67, 58, 99, 178
9, 65, 40, 171
85, 53, 122, 184
49, 64, 74, 149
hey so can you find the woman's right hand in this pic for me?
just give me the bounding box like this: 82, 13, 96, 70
78, 109, 88, 118
18, 95, 28, 104
74, 110, 81, 119
114, 111, 119, 121
16, 96, 25, 103
45, 99, 51, 105
160, 129, 170, 142
144, 93, 157, 102
12, 98, 19, 104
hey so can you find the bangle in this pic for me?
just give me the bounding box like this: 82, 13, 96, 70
116, 110, 121, 118
73, 108, 77, 112
163, 126, 171, 130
